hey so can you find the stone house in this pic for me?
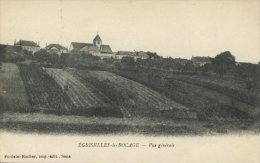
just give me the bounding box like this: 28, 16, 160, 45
45, 44, 68, 56
191, 56, 212, 67
115, 51, 149, 61
14, 40, 40, 54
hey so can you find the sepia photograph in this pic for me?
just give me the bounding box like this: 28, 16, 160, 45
0, 0, 260, 162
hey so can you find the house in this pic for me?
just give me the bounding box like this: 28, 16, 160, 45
191, 56, 212, 67
173, 58, 192, 66
136, 51, 149, 60
45, 44, 68, 55
115, 51, 136, 60
115, 51, 149, 61
14, 40, 40, 54
69, 34, 115, 59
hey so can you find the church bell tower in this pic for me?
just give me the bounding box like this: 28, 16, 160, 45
93, 33, 102, 49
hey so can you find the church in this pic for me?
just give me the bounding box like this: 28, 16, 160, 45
69, 33, 115, 59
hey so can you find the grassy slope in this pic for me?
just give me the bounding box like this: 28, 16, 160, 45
45, 68, 122, 117
169, 74, 260, 108
68, 69, 196, 119
0, 63, 30, 111
17, 63, 75, 113
112, 69, 259, 121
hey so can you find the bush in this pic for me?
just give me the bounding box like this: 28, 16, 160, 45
212, 51, 236, 77
121, 56, 135, 67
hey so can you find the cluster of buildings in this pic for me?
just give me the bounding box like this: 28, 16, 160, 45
0, 33, 214, 67
1, 33, 149, 61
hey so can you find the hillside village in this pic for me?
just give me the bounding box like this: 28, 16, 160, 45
0, 33, 151, 60
0, 33, 217, 67
0, 33, 260, 135
0, 33, 259, 98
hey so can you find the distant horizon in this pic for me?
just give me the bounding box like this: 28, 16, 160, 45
0, 37, 258, 63
0, 0, 259, 63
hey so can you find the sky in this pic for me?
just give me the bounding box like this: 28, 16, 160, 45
0, 0, 259, 63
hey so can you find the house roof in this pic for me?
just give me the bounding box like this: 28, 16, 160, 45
191, 56, 212, 62
46, 44, 67, 50
71, 42, 92, 50
15, 40, 40, 47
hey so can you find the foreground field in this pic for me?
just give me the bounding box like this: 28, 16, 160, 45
0, 63, 30, 111
1, 112, 259, 135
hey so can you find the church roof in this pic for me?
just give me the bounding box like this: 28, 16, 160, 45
100, 45, 112, 53
46, 44, 67, 50
71, 42, 92, 50
80, 44, 100, 52
71, 42, 112, 53
15, 40, 40, 47
93, 34, 102, 42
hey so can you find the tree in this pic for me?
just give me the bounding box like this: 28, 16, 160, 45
121, 56, 135, 68
212, 51, 236, 77
103, 57, 114, 64
183, 61, 195, 72
80, 51, 100, 61
23, 49, 33, 60
146, 51, 161, 59
34, 49, 48, 62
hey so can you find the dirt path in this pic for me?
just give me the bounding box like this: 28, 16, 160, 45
0, 63, 30, 111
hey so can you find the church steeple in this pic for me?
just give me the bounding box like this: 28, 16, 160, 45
93, 32, 102, 49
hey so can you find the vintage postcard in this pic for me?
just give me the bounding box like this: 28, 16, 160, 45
0, 0, 259, 162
